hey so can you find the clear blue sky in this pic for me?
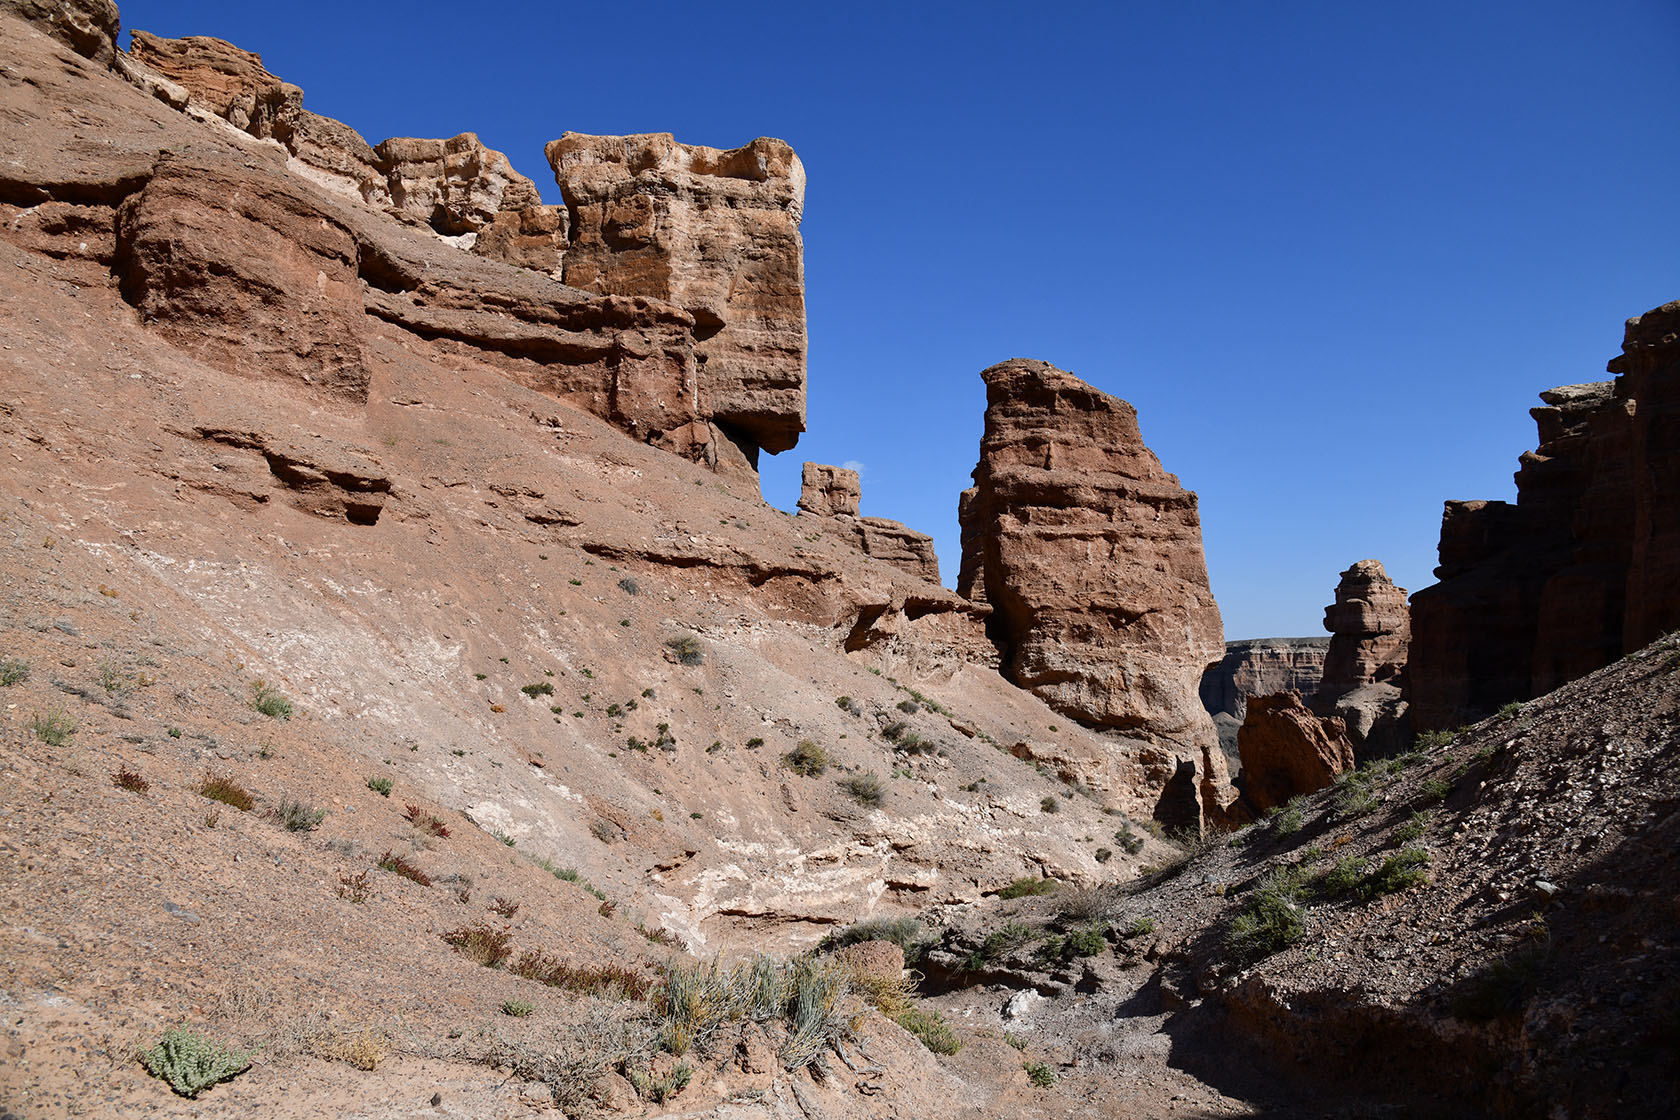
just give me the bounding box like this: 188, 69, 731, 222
121, 1, 1680, 639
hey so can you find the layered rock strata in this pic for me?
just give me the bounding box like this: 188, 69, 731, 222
957, 359, 1231, 825
1410, 303, 1679, 729
797, 463, 941, 584
548, 132, 808, 458
1313, 559, 1409, 755
1200, 637, 1329, 720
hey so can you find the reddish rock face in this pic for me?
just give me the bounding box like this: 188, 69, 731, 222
797, 463, 940, 584
1236, 692, 1354, 812
1410, 300, 1679, 729
958, 359, 1230, 825
548, 132, 807, 457
2, 0, 118, 63
1200, 638, 1329, 720
1318, 559, 1408, 701
114, 152, 369, 402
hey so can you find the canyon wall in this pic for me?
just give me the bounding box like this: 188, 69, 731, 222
1410, 301, 1680, 729
797, 462, 942, 584
1200, 637, 1329, 720
958, 358, 1232, 825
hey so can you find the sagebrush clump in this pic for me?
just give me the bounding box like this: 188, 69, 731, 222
139, 1027, 250, 1098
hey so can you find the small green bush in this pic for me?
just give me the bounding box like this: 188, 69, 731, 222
835, 695, 860, 714
966, 921, 1037, 968
842, 771, 886, 807
0, 658, 29, 686
29, 708, 74, 747
520, 682, 554, 698
782, 740, 827, 777
1226, 867, 1305, 961
1274, 806, 1303, 835
273, 796, 325, 832
1024, 1060, 1057, 1088
891, 1005, 960, 1054
820, 915, 927, 961
139, 1027, 251, 1098
249, 680, 293, 720
1418, 776, 1455, 802
1067, 923, 1109, 957
996, 877, 1058, 900
1039, 796, 1059, 814
628, 1061, 692, 1102
502, 999, 534, 1018
1416, 729, 1454, 750
1395, 810, 1432, 843
1362, 847, 1430, 898
367, 776, 392, 797
1123, 917, 1155, 939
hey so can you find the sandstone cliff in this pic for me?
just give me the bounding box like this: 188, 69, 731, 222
1410, 302, 1679, 729
957, 359, 1231, 826
1312, 559, 1409, 754
797, 463, 942, 584
1199, 637, 1329, 720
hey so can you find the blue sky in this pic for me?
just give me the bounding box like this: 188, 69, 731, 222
120, 1, 1680, 639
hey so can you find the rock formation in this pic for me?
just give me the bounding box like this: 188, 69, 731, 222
1410, 302, 1679, 729
1200, 637, 1329, 720
957, 359, 1231, 824
1312, 559, 1409, 754
1236, 692, 1354, 812
797, 463, 940, 583
548, 132, 808, 459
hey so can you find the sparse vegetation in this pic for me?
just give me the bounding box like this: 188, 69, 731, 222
378, 851, 430, 885
0, 658, 29, 685
336, 869, 371, 902
835, 695, 860, 714
139, 1027, 251, 1098
512, 950, 653, 1000
627, 1061, 692, 1102
618, 577, 640, 595
819, 915, 928, 962
1452, 944, 1549, 1020
29, 708, 74, 747
1039, 795, 1060, 814
966, 921, 1037, 969
665, 633, 704, 666
842, 771, 885, 807
890, 1004, 961, 1054
366, 776, 392, 797
1332, 769, 1378, 818
1274, 805, 1304, 834
1419, 776, 1455, 802
503, 999, 535, 1017
249, 680, 293, 720
1416, 729, 1455, 750
1116, 824, 1145, 855
403, 804, 451, 837
195, 773, 254, 812
1024, 1060, 1057, 1088
1226, 866, 1306, 961
273, 796, 325, 832
112, 766, 150, 793
443, 922, 514, 968
520, 682, 555, 698
782, 739, 828, 777
1395, 810, 1433, 843
1124, 917, 1155, 939
997, 877, 1058, 900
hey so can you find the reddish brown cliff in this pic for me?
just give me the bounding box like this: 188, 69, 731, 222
958, 359, 1231, 824
1312, 559, 1410, 754
1236, 692, 1354, 812
1410, 301, 1680, 729
1200, 638, 1329, 720
548, 132, 807, 460
797, 463, 940, 584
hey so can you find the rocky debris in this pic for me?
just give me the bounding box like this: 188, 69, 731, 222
957, 359, 1230, 826
548, 132, 808, 458
1410, 300, 1679, 729
1234, 691, 1353, 811
797, 463, 941, 583
1, 0, 118, 64
114, 151, 369, 403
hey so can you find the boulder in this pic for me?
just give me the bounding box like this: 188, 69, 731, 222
798, 463, 862, 517
1236, 692, 1354, 812
548, 132, 807, 457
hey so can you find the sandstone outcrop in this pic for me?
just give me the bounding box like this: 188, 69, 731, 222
1312, 559, 1409, 755
957, 359, 1230, 825
1410, 303, 1679, 729
548, 132, 807, 458
1, 0, 118, 64
797, 463, 941, 583
1236, 692, 1354, 812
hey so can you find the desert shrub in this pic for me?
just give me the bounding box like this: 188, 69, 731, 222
617, 577, 640, 595
503, 999, 535, 1018
1115, 824, 1145, 855
1123, 917, 1155, 939
113, 767, 150, 793
309, 1027, 390, 1071
1274, 806, 1304, 835
1361, 847, 1430, 898
403, 804, 450, 838
890, 1004, 960, 1054
249, 680, 293, 720
835, 695, 860, 714
819, 915, 927, 961
336, 869, 371, 903
366, 776, 392, 797
896, 731, 933, 755
1067, 923, 1109, 957
896, 699, 919, 714
1024, 1060, 1057, 1088
520, 682, 554, 698
842, 771, 885, 807
780, 957, 854, 1071
1317, 855, 1369, 899
0, 658, 29, 686
1496, 700, 1524, 721
1226, 866, 1306, 962
139, 1027, 251, 1098
997, 877, 1058, 900
665, 633, 704, 666
273, 796, 325, 832
490, 896, 520, 918
627, 1061, 692, 1102
443, 922, 514, 968
1418, 776, 1455, 802
1395, 810, 1432, 843
746, 737, 764, 748
782, 740, 827, 777
966, 921, 1037, 969
377, 850, 430, 886
590, 817, 619, 843
1332, 770, 1377, 818
511, 950, 652, 1000
1039, 795, 1059, 814
29, 708, 74, 746
195, 773, 254, 812
881, 720, 909, 741
1416, 729, 1455, 750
